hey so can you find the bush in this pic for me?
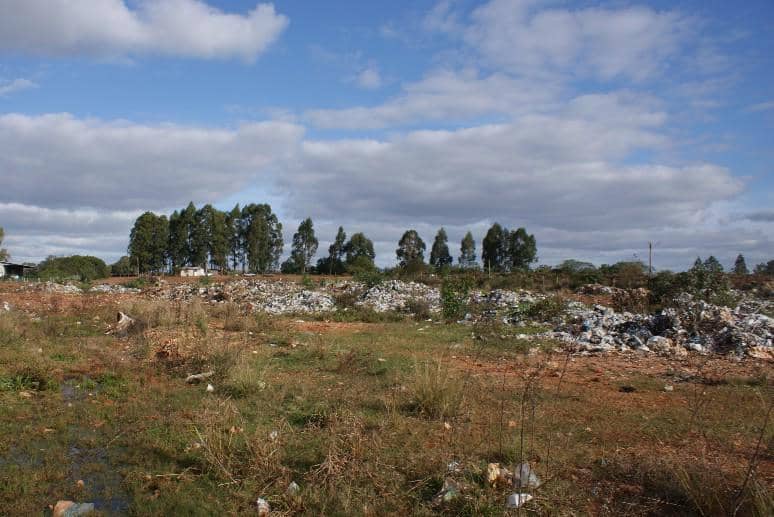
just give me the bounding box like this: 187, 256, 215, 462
440, 276, 471, 321
37, 255, 110, 282
405, 298, 431, 320
353, 268, 384, 288
524, 295, 566, 321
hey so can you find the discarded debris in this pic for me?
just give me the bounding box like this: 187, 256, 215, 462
52, 501, 95, 517
487, 463, 513, 487
185, 371, 215, 384
506, 492, 533, 508
112, 311, 136, 337
287, 481, 301, 496
434, 478, 461, 505
256, 497, 270, 516
513, 462, 541, 489
205, 383, 215, 393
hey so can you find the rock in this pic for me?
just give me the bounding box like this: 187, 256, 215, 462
506, 493, 533, 509
185, 371, 214, 384
256, 497, 270, 516
52, 501, 95, 517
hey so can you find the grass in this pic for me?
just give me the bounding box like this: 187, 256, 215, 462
0, 289, 771, 515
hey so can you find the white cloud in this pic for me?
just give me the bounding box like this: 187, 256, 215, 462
356, 66, 382, 89
0, 78, 37, 97
746, 100, 774, 112
307, 68, 559, 129
463, 0, 687, 81
0, 113, 304, 211
0, 0, 288, 61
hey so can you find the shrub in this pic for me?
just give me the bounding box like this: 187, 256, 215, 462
440, 276, 471, 321
405, 298, 431, 320
524, 295, 566, 321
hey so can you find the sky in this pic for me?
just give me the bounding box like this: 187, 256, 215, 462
0, 0, 772, 271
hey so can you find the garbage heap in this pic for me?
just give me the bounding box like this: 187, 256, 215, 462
543, 294, 773, 358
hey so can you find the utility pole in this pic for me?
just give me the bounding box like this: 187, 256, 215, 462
648, 241, 653, 278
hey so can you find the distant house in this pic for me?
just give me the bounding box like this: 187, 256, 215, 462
0, 261, 35, 279
180, 266, 206, 277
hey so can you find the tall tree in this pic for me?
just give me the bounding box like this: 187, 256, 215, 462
242, 204, 283, 273
396, 229, 426, 268
482, 223, 507, 272
459, 231, 476, 268
506, 227, 537, 271
344, 232, 375, 265
327, 226, 347, 275
129, 212, 169, 274
733, 254, 749, 275
290, 217, 319, 274
206, 206, 230, 272
226, 204, 243, 271
189, 205, 210, 270
429, 228, 452, 270
0, 226, 8, 261
167, 210, 188, 270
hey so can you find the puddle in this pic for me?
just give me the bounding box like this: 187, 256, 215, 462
68, 445, 131, 514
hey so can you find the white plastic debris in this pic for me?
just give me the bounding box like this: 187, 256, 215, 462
205, 383, 215, 393
286, 481, 300, 496
256, 497, 270, 516
506, 492, 533, 508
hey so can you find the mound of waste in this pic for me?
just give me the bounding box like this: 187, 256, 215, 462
542, 294, 772, 358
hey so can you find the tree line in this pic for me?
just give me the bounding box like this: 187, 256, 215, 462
125, 203, 538, 275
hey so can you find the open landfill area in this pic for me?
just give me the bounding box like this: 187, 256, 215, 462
1, 275, 771, 515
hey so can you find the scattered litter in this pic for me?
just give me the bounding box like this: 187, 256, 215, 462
112, 311, 136, 337
52, 501, 95, 517
506, 492, 533, 509
434, 478, 461, 504
185, 371, 215, 384
664, 385, 674, 392
256, 497, 270, 516
287, 481, 301, 496
205, 383, 215, 393
513, 462, 541, 489
1, 301, 10, 312
487, 463, 513, 487
269, 430, 279, 441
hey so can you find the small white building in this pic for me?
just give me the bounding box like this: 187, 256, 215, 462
180, 266, 206, 277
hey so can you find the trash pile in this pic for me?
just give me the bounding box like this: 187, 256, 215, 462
149, 279, 337, 314
357, 280, 441, 313
470, 289, 542, 309
89, 284, 141, 294
543, 294, 773, 358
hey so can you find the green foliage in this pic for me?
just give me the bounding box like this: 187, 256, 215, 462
241, 203, 284, 273
688, 256, 730, 303
440, 275, 471, 321
429, 227, 452, 270
324, 226, 347, 275
396, 229, 426, 268
407, 359, 464, 419
523, 295, 566, 321
754, 260, 774, 276
353, 265, 384, 288
37, 255, 110, 282
129, 211, 169, 273
0, 226, 8, 262
110, 255, 134, 276
344, 232, 375, 265
481, 223, 537, 272
733, 254, 749, 275
458, 231, 476, 268
290, 217, 319, 274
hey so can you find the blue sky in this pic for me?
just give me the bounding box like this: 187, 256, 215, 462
0, 0, 772, 270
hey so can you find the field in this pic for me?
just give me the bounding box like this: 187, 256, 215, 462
0, 281, 772, 516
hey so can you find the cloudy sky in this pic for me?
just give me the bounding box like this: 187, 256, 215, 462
0, 0, 772, 270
